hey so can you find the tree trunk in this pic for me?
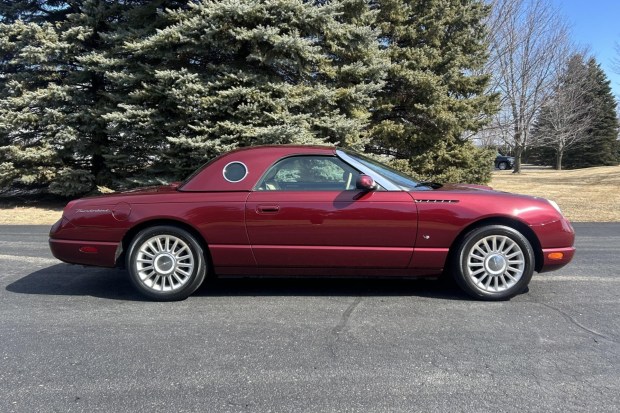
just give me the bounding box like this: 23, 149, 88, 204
513, 145, 523, 173
512, 125, 523, 173
556, 150, 563, 170
512, 126, 523, 173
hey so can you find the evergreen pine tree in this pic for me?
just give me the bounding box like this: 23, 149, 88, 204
0, 1, 186, 195
369, 0, 497, 183
96, 0, 187, 186
115, 0, 386, 180
1, 0, 499, 193
0, 0, 70, 23
563, 59, 619, 168
0, 6, 78, 193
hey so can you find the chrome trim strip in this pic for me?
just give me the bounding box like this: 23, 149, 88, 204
336, 149, 402, 191
414, 199, 459, 203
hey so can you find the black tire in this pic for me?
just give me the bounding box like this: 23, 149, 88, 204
126, 225, 207, 301
452, 225, 534, 301
497, 161, 509, 170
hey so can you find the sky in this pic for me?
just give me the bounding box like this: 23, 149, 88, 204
555, 1, 620, 98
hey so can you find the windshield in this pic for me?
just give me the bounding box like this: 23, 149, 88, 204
343, 150, 421, 190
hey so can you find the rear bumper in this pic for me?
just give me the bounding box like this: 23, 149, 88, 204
49, 238, 120, 268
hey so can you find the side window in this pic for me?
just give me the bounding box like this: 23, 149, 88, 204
256, 156, 359, 191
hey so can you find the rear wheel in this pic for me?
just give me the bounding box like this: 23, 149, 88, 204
453, 225, 534, 300
127, 225, 207, 301
497, 161, 509, 170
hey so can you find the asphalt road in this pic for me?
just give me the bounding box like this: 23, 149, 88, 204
0, 223, 618, 412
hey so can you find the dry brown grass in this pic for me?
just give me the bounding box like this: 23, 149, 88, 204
491, 165, 620, 222
0, 202, 63, 225
1, 165, 619, 224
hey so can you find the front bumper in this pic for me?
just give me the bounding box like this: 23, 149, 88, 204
531, 217, 575, 272
539, 247, 575, 272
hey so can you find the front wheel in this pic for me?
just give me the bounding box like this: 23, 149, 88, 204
497, 161, 509, 170
126, 225, 207, 301
452, 225, 534, 300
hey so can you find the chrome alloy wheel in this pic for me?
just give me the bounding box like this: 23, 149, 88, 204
466, 235, 525, 293
135, 235, 195, 292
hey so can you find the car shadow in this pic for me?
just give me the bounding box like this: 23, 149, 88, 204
6, 263, 469, 301
5, 264, 146, 301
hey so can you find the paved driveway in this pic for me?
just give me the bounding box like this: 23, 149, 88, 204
0, 223, 618, 412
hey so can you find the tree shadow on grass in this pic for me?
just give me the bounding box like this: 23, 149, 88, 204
6, 263, 469, 302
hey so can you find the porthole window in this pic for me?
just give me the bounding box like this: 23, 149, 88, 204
223, 161, 248, 183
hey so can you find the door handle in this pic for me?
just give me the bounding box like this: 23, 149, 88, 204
257, 205, 280, 214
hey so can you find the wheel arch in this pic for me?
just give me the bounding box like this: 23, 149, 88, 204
447, 216, 543, 273
117, 219, 211, 269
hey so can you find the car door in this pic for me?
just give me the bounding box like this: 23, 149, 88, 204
245, 155, 418, 269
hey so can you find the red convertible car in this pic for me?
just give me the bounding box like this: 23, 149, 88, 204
49, 145, 575, 301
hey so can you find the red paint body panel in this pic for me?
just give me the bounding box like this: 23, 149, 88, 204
49, 145, 575, 279
410, 248, 450, 271
530, 218, 575, 248
246, 190, 417, 268
208, 245, 256, 268
250, 245, 414, 268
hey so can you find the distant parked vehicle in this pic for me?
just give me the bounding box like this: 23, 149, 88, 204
495, 153, 515, 170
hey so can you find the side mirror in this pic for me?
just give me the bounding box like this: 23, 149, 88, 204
356, 174, 377, 191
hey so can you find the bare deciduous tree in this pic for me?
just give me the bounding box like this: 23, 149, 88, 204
531, 55, 593, 170
486, 0, 569, 172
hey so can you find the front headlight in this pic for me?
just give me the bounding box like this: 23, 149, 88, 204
548, 199, 563, 215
